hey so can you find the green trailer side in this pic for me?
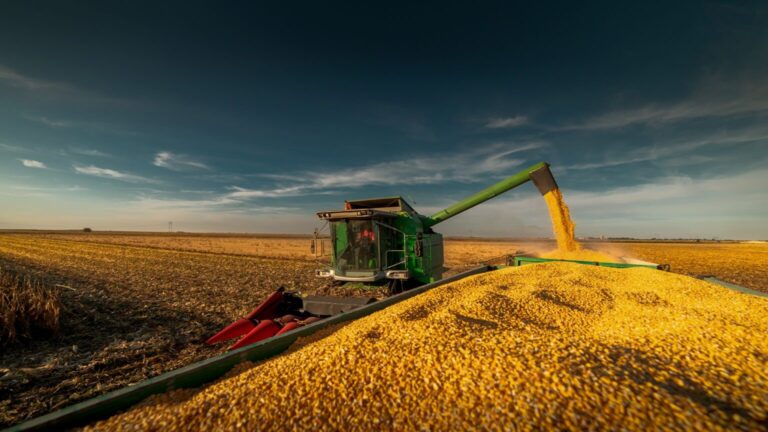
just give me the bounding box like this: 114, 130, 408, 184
699, 276, 768, 298
510, 256, 667, 270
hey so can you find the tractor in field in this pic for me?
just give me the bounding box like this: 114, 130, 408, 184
207, 162, 558, 349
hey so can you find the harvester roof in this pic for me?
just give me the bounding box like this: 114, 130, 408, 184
316, 196, 418, 220
345, 196, 416, 213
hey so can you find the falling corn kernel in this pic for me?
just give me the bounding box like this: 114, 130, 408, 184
84, 262, 768, 431
543, 188, 579, 253
541, 188, 617, 262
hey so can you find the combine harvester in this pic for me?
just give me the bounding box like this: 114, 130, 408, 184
11, 161, 762, 431
206, 161, 630, 350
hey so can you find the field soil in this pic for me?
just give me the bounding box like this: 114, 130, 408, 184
34, 232, 315, 261
0, 232, 765, 427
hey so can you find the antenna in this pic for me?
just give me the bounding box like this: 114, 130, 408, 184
168, 221, 173, 232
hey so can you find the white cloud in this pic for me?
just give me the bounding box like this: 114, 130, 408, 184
19, 159, 47, 169
153, 151, 209, 171
485, 116, 529, 129
74, 165, 156, 183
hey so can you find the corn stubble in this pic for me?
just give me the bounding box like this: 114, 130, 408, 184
0, 234, 326, 428
87, 263, 768, 431
0, 268, 60, 346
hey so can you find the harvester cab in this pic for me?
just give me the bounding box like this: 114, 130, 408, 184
208, 161, 559, 350
314, 196, 443, 290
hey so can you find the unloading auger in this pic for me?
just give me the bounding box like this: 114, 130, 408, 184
207, 162, 559, 350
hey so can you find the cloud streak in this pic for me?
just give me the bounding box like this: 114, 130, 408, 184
19, 159, 47, 169
26, 116, 76, 128
131, 196, 298, 212
0, 143, 28, 153
485, 116, 529, 129
565, 76, 768, 130
226, 141, 546, 199
70, 148, 111, 157
565, 125, 768, 170
74, 165, 157, 183
116, 142, 546, 212
153, 151, 209, 171
0, 64, 140, 109
0, 65, 74, 92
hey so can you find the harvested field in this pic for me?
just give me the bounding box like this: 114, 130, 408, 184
0, 234, 328, 427
86, 262, 768, 431
32, 232, 315, 261
443, 240, 532, 267
21, 233, 767, 292
609, 242, 768, 292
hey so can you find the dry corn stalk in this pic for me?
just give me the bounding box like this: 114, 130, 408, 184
0, 268, 61, 346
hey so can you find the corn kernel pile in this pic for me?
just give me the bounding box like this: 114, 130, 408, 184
542, 188, 617, 262
86, 263, 768, 431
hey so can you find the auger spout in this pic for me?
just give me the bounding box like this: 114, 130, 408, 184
422, 161, 558, 228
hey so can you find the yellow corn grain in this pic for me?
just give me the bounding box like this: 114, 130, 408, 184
542, 188, 618, 262
542, 187, 579, 253
85, 262, 768, 431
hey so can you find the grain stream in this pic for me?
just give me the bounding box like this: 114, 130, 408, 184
541, 188, 617, 262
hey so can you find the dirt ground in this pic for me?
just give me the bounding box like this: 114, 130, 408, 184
0, 232, 765, 427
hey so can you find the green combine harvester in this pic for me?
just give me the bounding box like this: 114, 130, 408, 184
207, 161, 560, 349
312, 161, 559, 287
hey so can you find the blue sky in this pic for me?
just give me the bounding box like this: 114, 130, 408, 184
1, 1, 767, 239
